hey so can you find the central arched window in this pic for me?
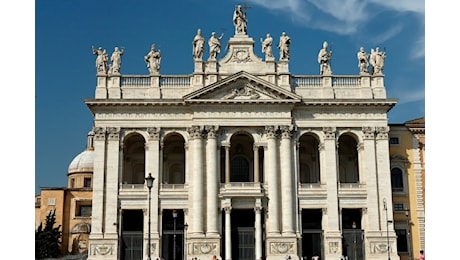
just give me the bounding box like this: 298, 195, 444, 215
231, 155, 250, 182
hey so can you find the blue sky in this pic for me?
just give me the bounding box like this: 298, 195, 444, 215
33, 0, 425, 195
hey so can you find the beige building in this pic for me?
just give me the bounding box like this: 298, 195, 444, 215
36, 5, 410, 260
389, 118, 425, 260
35, 133, 94, 256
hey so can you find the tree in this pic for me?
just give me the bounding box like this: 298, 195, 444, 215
35, 209, 62, 259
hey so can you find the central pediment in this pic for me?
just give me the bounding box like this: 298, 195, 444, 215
184, 71, 301, 104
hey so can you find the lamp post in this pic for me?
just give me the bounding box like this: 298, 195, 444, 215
184, 223, 188, 260
173, 209, 178, 260
145, 173, 155, 260
352, 221, 357, 260
383, 198, 391, 260
405, 209, 412, 260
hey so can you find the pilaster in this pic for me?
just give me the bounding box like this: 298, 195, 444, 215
104, 127, 120, 238
280, 125, 295, 235
362, 127, 380, 231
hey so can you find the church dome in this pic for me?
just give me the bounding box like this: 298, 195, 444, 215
68, 130, 95, 174
68, 149, 94, 174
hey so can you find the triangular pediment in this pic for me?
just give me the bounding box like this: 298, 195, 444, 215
184, 71, 301, 103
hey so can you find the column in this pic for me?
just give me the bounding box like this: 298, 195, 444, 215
375, 127, 396, 231
255, 199, 263, 260
206, 126, 219, 235
265, 126, 280, 234
147, 127, 160, 236
225, 145, 230, 184
89, 127, 106, 239
280, 125, 294, 234
224, 205, 232, 260
104, 127, 120, 237
362, 127, 379, 231
322, 127, 342, 259
188, 126, 204, 235
253, 145, 260, 183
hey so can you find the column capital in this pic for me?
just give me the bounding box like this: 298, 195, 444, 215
107, 127, 120, 141
322, 127, 336, 139
147, 127, 160, 141
376, 126, 390, 140
265, 125, 278, 138
94, 127, 106, 141
205, 125, 219, 139
187, 125, 204, 139
280, 125, 296, 139
362, 126, 375, 139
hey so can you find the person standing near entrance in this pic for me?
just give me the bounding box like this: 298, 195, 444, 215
418, 250, 425, 260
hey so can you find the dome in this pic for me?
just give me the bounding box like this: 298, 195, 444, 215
68, 149, 94, 174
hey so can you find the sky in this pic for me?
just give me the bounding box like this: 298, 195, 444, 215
1, 0, 457, 257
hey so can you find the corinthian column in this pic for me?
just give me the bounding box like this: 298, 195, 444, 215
206, 126, 219, 235
265, 125, 280, 234
90, 127, 106, 239
280, 125, 295, 234
188, 126, 204, 235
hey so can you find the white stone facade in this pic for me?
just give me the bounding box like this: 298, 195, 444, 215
86, 7, 399, 260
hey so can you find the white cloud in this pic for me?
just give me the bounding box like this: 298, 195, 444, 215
247, 0, 424, 35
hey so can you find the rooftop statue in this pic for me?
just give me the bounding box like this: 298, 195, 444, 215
192, 29, 205, 60
145, 44, 161, 74
109, 46, 124, 75
208, 32, 224, 60
278, 32, 291, 61
370, 47, 386, 75
92, 46, 108, 74
318, 41, 332, 75
233, 5, 247, 35
357, 47, 369, 74
260, 33, 274, 60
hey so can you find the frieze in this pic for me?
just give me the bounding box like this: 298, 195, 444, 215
90, 244, 114, 256
370, 242, 391, 253
309, 112, 387, 119
96, 112, 190, 120
328, 242, 339, 253
270, 242, 294, 254
192, 242, 218, 255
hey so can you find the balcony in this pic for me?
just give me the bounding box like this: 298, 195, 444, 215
219, 182, 264, 197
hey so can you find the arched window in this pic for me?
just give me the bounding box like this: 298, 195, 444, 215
298, 134, 320, 183
122, 134, 146, 184
162, 133, 185, 184
338, 134, 359, 183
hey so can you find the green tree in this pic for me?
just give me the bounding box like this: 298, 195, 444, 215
35, 209, 62, 259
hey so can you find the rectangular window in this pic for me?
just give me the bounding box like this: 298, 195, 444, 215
389, 137, 400, 145
84, 178, 92, 188
75, 201, 92, 217
395, 229, 408, 252
393, 203, 404, 212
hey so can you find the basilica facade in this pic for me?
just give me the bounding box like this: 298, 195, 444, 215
85, 6, 399, 260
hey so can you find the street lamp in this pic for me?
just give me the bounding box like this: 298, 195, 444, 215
383, 198, 391, 260
145, 173, 155, 260
352, 221, 357, 260
173, 209, 178, 260
405, 209, 412, 260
